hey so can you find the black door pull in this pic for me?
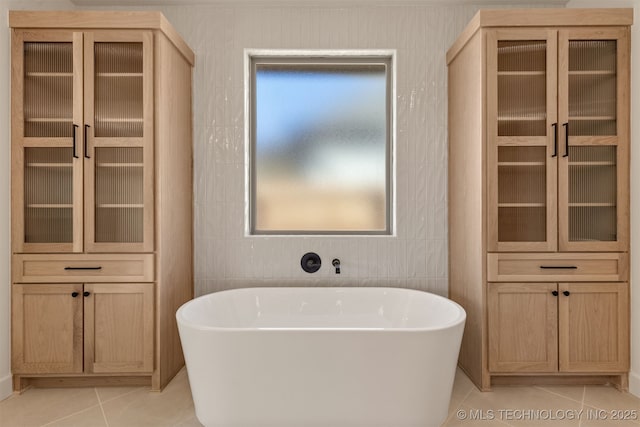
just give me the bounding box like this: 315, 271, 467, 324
551, 123, 558, 157
563, 291, 571, 296
551, 290, 559, 296
84, 124, 91, 159
562, 122, 569, 157
72, 124, 79, 159
83, 291, 91, 297
64, 266, 103, 270
71, 292, 79, 298
540, 265, 577, 269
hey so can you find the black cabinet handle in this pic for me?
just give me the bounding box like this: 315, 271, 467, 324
64, 266, 103, 270
72, 124, 79, 159
540, 266, 577, 269
551, 290, 559, 296
83, 291, 91, 297
563, 290, 571, 296
84, 124, 91, 159
562, 122, 569, 157
71, 292, 79, 298
551, 123, 558, 157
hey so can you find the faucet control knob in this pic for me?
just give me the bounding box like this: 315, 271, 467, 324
301, 252, 321, 273
332, 259, 341, 274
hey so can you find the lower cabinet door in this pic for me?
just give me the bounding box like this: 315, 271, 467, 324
488, 282, 558, 373
12, 284, 83, 374
84, 283, 154, 374
559, 282, 629, 372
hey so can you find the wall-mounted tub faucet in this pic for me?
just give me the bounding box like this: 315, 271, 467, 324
332, 259, 341, 274
301, 252, 321, 273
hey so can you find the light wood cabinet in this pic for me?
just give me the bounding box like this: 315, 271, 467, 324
10, 11, 194, 392
12, 284, 83, 374
487, 27, 629, 253
559, 282, 629, 373
84, 283, 154, 374
12, 283, 154, 375
488, 282, 628, 374
448, 8, 631, 391
12, 29, 154, 253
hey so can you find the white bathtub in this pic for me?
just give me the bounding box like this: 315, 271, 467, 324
176, 287, 466, 427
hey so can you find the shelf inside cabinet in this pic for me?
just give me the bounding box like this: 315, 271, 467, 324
96, 118, 144, 123
25, 118, 73, 123
569, 70, 616, 76
569, 203, 616, 207
96, 163, 144, 168
26, 72, 73, 77
498, 116, 546, 121
569, 116, 616, 121
570, 161, 616, 167
26, 163, 72, 168
498, 71, 545, 76
97, 204, 144, 208
96, 73, 143, 77
498, 203, 545, 208
26, 204, 73, 209
498, 162, 545, 167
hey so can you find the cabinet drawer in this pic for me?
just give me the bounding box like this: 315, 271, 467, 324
487, 253, 628, 282
13, 254, 154, 283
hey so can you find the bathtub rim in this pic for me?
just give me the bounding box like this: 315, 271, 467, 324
176, 286, 466, 333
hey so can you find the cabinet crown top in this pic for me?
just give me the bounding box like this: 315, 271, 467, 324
9, 10, 194, 66
447, 8, 633, 65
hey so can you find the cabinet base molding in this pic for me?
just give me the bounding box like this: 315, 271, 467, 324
491, 374, 628, 391
13, 374, 151, 393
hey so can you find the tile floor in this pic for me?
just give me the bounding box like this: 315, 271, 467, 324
1, 368, 639, 427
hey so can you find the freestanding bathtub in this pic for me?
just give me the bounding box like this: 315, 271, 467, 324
176, 287, 466, 427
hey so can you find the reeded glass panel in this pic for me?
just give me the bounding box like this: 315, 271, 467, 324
24, 43, 74, 137
24, 147, 73, 243
94, 43, 143, 138
569, 146, 616, 242
497, 146, 546, 242
95, 147, 143, 243
253, 61, 389, 233
497, 41, 546, 136
568, 40, 617, 136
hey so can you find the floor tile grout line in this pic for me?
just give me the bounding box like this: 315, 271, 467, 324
533, 385, 586, 406
39, 403, 103, 427
97, 386, 147, 405
579, 385, 640, 417
578, 386, 585, 427
95, 387, 110, 427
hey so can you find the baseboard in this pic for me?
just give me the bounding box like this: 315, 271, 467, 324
630, 370, 640, 398
0, 373, 12, 401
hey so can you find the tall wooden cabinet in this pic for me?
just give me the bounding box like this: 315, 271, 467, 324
10, 11, 194, 391
447, 8, 632, 390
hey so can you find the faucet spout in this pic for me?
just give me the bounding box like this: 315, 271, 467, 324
332, 258, 341, 274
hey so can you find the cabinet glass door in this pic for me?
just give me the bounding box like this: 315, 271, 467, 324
84, 32, 153, 252
12, 31, 84, 252
558, 29, 629, 251
488, 30, 557, 252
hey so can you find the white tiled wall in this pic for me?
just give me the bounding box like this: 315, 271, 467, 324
155, 2, 550, 297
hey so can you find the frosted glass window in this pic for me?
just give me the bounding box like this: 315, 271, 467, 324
251, 57, 391, 234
